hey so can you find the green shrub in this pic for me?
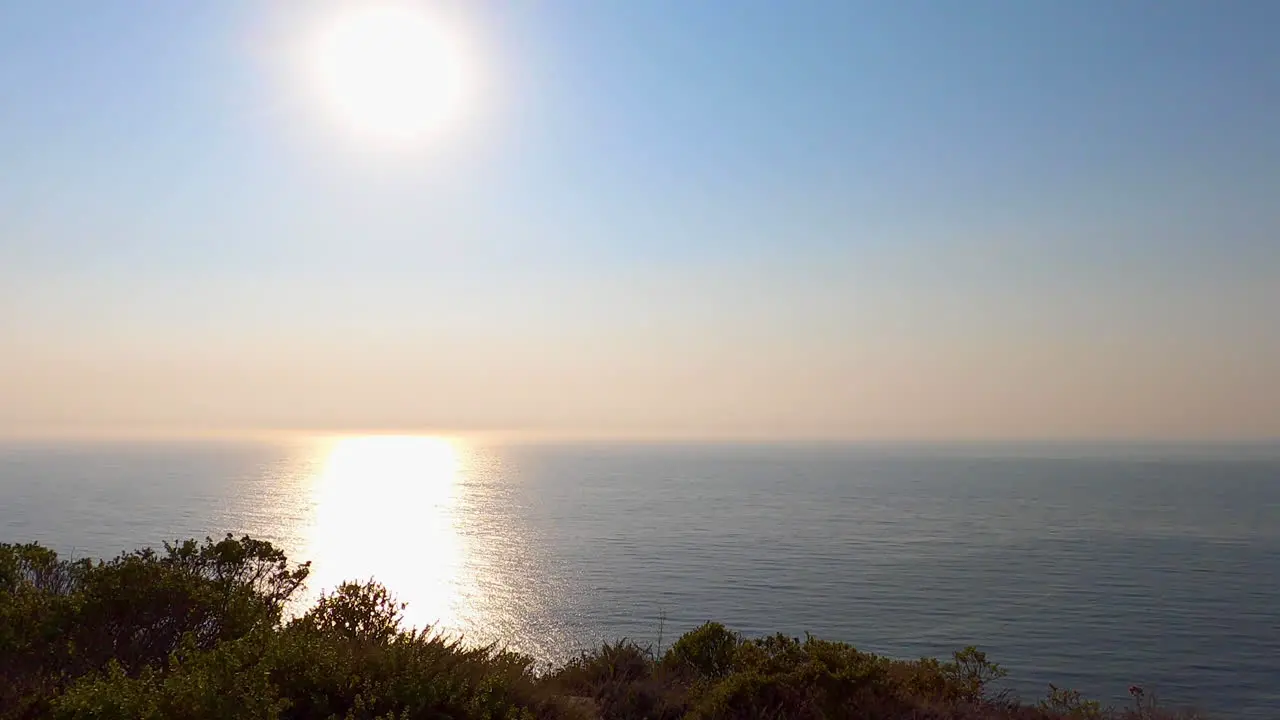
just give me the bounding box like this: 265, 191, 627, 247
1040, 684, 1104, 719
686, 633, 968, 719
0, 536, 1204, 720
52, 638, 287, 720
664, 622, 739, 679
546, 640, 684, 720
266, 580, 550, 720
0, 535, 307, 719
290, 580, 406, 644
945, 646, 1009, 702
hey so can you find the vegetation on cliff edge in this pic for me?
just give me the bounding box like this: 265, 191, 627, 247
0, 535, 1202, 719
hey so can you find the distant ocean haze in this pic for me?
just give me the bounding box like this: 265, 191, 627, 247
1, 437, 1277, 718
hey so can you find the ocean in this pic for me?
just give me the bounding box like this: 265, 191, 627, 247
1, 437, 1277, 717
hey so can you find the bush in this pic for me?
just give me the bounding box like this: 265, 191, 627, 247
1041, 684, 1104, 719
664, 622, 738, 679
0, 536, 1205, 720
0, 535, 307, 719
552, 629, 1034, 720
547, 640, 683, 720
270, 582, 547, 720
53, 638, 287, 720
683, 633, 1006, 719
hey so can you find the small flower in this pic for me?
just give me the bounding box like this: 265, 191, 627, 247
1129, 684, 1144, 697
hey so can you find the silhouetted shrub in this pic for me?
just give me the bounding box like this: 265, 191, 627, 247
270, 582, 547, 720
664, 622, 738, 679
0, 535, 306, 719
547, 640, 684, 720
1041, 684, 1104, 719
0, 536, 1209, 719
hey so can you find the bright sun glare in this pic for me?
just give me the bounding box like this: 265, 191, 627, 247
307, 2, 470, 148
304, 435, 465, 629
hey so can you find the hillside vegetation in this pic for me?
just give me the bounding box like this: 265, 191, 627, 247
0, 535, 1200, 719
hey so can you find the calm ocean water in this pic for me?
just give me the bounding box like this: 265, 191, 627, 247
1, 438, 1277, 717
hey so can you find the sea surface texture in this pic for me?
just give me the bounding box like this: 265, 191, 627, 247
1, 438, 1277, 717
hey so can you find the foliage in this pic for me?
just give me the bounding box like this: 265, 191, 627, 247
681, 633, 1008, 719
268, 582, 546, 720
1041, 684, 1104, 719
0, 535, 306, 718
0, 536, 1207, 720
551, 626, 1030, 720
549, 639, 683, 720
664, 622, 738, 679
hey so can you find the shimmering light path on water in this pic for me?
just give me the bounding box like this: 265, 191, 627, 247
2, 438, 1277, 717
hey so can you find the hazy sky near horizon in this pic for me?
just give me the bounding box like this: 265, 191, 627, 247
2, 1, 1278, 440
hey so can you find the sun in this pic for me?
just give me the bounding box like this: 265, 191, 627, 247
306, 2, 471, 148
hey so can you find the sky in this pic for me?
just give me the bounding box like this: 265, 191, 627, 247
1, 0, 1278, 441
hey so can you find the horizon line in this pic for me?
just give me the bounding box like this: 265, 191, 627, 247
1, 426, 1278, 447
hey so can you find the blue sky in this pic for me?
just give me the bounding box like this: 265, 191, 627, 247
1, 1, 1278, 439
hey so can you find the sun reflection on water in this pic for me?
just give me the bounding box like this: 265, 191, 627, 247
303, 435, 467, 632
